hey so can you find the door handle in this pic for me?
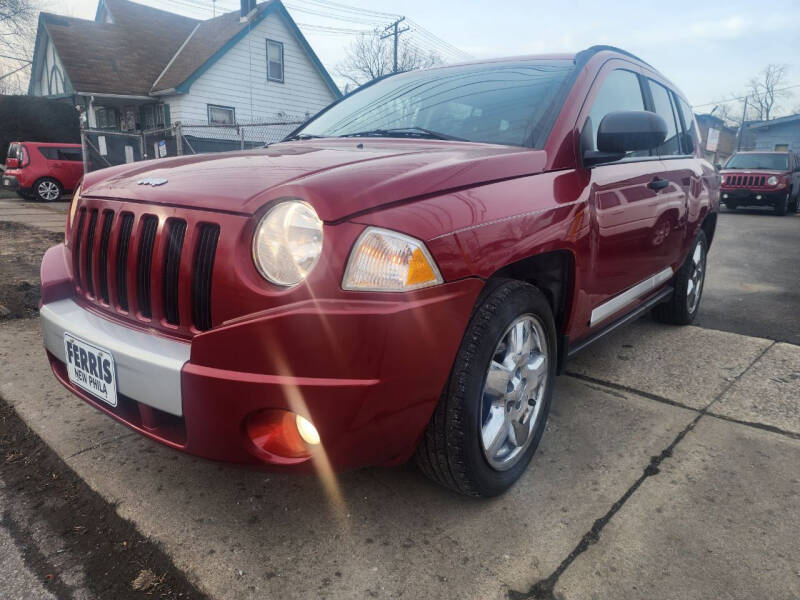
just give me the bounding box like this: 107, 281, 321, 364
648, 177, 670, 191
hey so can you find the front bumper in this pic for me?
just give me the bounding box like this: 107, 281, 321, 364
720, 188, 786, 205
40, 243, 483, 470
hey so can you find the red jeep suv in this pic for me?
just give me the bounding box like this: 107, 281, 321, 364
39, 46, 718, 496
3, 141, 83, 201
720, 151, 800, 215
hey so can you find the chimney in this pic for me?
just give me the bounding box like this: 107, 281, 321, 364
240, 0, 256, 21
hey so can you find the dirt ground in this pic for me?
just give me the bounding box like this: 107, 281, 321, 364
0, 221, 62, 320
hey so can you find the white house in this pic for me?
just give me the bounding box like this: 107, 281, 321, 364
28, 0, 340, 133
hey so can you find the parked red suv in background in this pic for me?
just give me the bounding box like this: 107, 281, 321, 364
3, 141, 83, 201
39, 46, 718, 497
720, 151, 800, 215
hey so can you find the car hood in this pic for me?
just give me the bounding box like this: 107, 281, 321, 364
81, 139, 547, 221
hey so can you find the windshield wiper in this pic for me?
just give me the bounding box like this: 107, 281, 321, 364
283, 133, 327, 142
340, 127, 468, 142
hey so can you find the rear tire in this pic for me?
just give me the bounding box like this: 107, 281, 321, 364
415, 280, 557, 497
652, 231, 707, 325
33, 177, 62, 202
789, 190, 798, 214
774, 193, 789, 216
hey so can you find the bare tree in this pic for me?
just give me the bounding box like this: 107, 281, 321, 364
0, 0, 36, 93
747, 64, 790, 121
336, 30, 441, 88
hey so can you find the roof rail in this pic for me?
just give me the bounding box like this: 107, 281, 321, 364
574, 45, 652, 68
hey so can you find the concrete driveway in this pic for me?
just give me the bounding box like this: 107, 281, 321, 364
0, 206, 798, 599
1, 317, 798, 600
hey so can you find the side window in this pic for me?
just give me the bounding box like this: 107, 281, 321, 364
58, 148, 82, 162
587, 69, 647, 156
647, 80, 681, 157
675, 97, 697, 155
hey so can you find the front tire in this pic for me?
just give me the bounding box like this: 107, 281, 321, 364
774, 193, 789, 216
652, 230, 708, 325
415, 280, 557, 497
34, 178, 62, 202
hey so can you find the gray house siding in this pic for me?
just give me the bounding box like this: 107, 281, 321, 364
748, 119, 800, 152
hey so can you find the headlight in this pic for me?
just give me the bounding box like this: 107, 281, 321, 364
767, 176, 779, 186
68, 184, 82, 230
720, 176, 726, 184
252, 200, 323, 286
342, 227, 443, 292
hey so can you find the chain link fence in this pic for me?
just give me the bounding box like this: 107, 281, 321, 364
80, 120, 303, 173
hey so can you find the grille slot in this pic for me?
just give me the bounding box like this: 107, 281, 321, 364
136, 216, 158, 318
98, 210, 114, 303
70, 207, 219, 332
84, 209, 99, 297
72, 208, 86, 287
162, 219, 187, 325
116, 213, 134, 311
192, 224, 220, 331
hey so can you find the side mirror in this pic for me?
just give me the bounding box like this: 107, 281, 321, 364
714, 163, 722, 172
583, 111, 667, 167
6, 158, 19, 169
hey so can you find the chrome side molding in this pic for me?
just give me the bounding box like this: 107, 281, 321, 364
590, 267, 673, 327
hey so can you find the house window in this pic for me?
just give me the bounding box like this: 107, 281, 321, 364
208, 104, 235, 125
95, 107, 118, 129
266, 39, 284, 83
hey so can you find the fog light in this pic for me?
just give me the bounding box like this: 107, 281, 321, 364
245, 409, 310, 459
296, 414, 321, 445
756, 195, 762, 200
722, 193, 728, 199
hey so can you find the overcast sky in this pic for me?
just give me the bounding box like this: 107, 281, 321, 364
47, 0, 800, 115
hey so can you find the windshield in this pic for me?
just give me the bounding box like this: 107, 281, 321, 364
725, 153, 789, 170
293, 59, 575, 148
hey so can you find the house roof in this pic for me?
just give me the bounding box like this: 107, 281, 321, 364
40, 2, 198, 95
748, 113, 800, 130
152, 1, 340, 97
152, 2, 277, 92
34, 0, 339, 99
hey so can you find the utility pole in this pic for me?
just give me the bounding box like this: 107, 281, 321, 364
381, 17, 410, 73
736, 96, 749, 151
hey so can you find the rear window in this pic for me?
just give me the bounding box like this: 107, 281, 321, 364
725, 153, 789, 171
296, 59, 575, 148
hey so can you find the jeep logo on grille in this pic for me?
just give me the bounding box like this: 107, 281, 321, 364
137, 177, 168, 186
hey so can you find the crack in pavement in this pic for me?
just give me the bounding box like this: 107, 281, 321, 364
509, 342, 777, 600
65, 432, 138, 459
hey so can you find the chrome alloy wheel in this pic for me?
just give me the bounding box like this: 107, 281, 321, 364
480, 314, 549, 471
686, 241, 706, 314
37, 180, 60, 201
